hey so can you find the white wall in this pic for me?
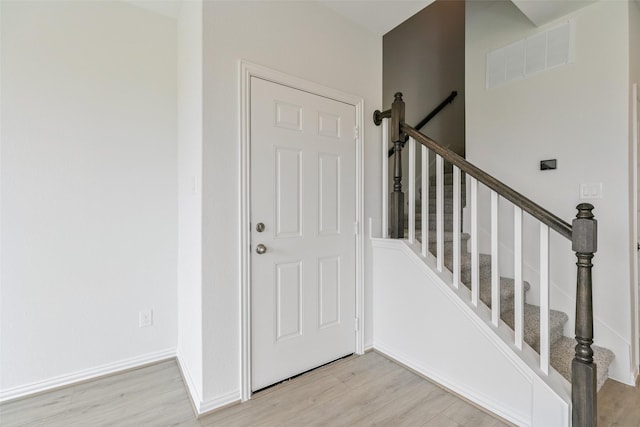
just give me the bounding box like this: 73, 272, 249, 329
177, 0, 204, 404
200, 1, 382, 405
0, 1, 178, 397
466, 1, 634, 384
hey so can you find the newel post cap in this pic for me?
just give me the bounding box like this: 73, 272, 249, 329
572, 203, 597, 253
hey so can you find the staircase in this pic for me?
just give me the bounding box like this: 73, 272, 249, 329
408, 174, 615, 391
377, 93, 612, 425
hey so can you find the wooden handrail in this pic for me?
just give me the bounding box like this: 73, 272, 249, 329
400, 123, 573, 240
385, 91, 458, 158
414, 90, 458, 131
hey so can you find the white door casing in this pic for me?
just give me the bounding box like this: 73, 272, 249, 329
239, 61, 365, 400
634, 83, 639, 372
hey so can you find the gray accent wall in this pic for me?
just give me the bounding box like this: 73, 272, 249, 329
383, 0, 465, 157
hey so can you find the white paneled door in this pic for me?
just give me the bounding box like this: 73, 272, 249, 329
250, 77, 356, 391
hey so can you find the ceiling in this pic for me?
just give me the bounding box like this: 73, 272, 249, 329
123, 0, 604, 33
319, 0, 602, 35
510, 0, 597, 26
318, 0, 434, 35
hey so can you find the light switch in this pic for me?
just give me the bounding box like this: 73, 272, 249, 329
579, 183, 603, 199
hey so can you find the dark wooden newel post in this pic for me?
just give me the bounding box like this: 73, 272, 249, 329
389, 92, 406, 238
571, 203, 598, 427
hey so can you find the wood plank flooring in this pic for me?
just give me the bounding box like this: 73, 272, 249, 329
1, 351, 636, 426
0, 352, 508, 426
597, 375, 640, 426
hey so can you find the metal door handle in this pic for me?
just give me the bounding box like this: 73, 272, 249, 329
256, 244, 267, 254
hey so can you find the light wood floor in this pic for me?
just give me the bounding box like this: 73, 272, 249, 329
0, 351, 636, 426
1, 352, 508, 426
598, 374, 640, 426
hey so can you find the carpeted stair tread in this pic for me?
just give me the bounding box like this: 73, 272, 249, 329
475, 276, 531, 313
411, 198, 457, 214
426, 243, 490, 273
426, 213, 454, 231
500, 303, 568, 351
550, 336, 615, 391
428, 244, 531, 309
460, 253, 497, 282
427, 230, 470, 243
404, 185, 617, 390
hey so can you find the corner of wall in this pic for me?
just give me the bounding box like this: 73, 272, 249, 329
177, 347, 240, 417
175, 349, 204, 415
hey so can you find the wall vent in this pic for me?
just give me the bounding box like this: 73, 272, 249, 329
486, 20, 575, 89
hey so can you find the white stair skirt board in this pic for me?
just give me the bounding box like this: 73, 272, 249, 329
372, 238, 570, 427
0, 348, 176, 403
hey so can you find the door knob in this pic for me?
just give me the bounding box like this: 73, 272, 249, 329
256, 222, 265, 232
256, 244, 267, 254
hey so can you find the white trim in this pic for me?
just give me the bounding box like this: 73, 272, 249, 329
198, 391, 241, 417
421, 146, 428, 256
514, 206, 524, 350
490, 190, 500, 326
176, 351, 240, 416
408, 137, 416, 244
355, 89, 365, 356
176, 350, 202, 415
436, 155, 444, 272
633, 82, 640, 375
470, 177, 479, 305
539, 223, 550, 375
239, 60, 365, 401
452, 166, 461, 288
0, 348, 176, 403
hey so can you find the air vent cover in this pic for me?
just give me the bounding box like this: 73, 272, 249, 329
486, 20, 575, 89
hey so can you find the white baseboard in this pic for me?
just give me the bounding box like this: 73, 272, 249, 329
175, 350, 203, 414
175, 351, 240, 416
198, 390, 241, 416
374, 342, 530, 427
0, 348, 176, 403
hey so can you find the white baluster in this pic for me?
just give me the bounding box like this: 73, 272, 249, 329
470, 177, 479, 306
491, 191, 500, 326
452, 166, 461, 288
436, 155, 444, 272
408, 137, 416, 244
540, 223, 550, 374
381, 118, 388, 239
421, 146, 428, 257
514, 206, 524, 350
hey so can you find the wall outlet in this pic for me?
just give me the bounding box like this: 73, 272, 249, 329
139, 309, 153, 328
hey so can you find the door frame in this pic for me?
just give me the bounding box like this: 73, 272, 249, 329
633, 83, 640, 376
239, 60, 365, 401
